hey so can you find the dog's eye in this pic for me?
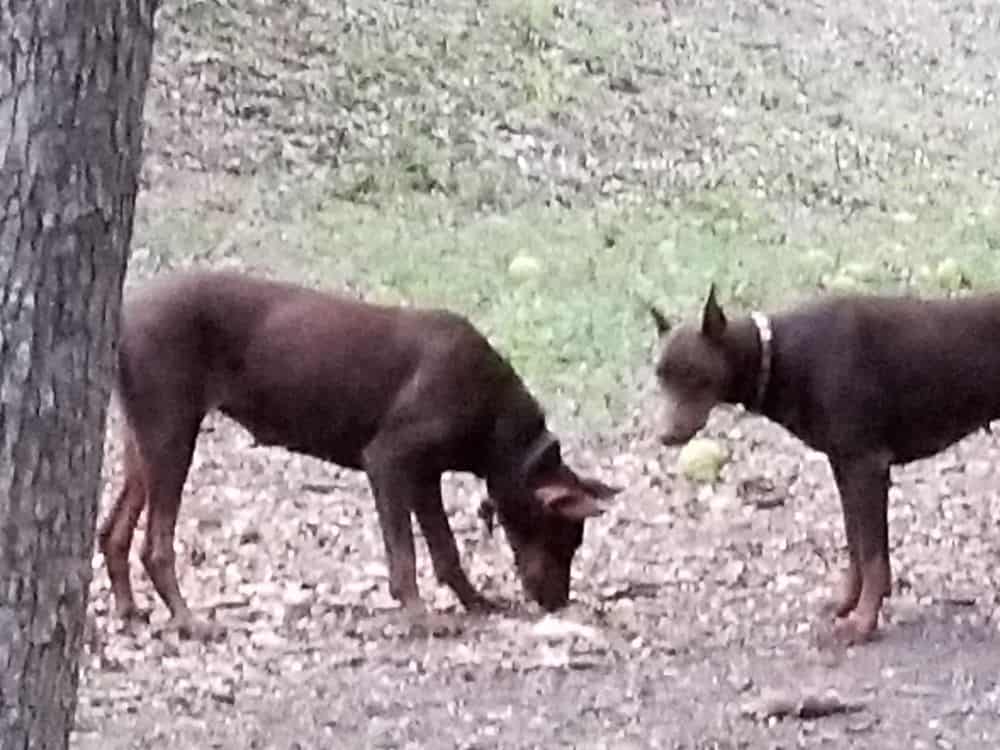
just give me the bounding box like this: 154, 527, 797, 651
680, 369, 713, 391
692, 375, 713, 390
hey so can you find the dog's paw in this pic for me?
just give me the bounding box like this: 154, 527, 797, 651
831, 613, 879, 646
821, 596, 856, 620
114, 605, 152, 636
406, 610, 465, 639
823, 575, 863, 619
154, 615, 226, 643
465, 593, 504, 615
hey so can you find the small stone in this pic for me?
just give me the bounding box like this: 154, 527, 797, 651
935, 257, 967, 291
708, 488, 741, 514
718, 560, 746, 585
196, 514, 224, 532
249, 629, 286, 650
209, 678, 236, 705
508, 254, 543, 280
238, 525, 263, 545
825, 272, 861, 294
965, 460, 990, 478
531, 615, 603, 643
282, 586, 313, 624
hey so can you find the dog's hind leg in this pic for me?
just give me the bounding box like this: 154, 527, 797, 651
98, 426, 149, 624
135, 413, 216, 640
830, 454, 892, 644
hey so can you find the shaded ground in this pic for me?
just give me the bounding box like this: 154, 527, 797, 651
74, 1, 1000, 748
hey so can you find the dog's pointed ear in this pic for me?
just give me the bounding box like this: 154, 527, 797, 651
649, 304, 670, 337
701, 283, 727, 341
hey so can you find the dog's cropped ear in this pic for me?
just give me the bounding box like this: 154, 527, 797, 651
648, 304, 671, 337
701, 283, 727, 341
534, 473, 619, 521
535, 483, 604, 522
577, 476, 622, 500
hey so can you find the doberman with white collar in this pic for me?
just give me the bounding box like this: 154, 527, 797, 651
651, 284, 1000, 644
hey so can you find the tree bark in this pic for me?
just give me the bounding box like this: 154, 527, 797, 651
0, 2, 158, 748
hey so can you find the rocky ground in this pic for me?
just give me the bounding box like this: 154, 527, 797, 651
74, 1, 1000, 748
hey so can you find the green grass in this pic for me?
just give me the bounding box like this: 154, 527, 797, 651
133, 175, 1000, 427
137, 0, 1000, 427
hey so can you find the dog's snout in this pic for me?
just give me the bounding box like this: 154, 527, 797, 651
657, 410, 700, 446
656, 399, 685, 442
526, 573, 570, 611
659, 432, 689, 447
517, 546, 571, 611
655, 391, 711, 447
537, 587, 569, 612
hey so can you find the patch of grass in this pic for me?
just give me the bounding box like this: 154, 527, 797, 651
133, 175, 1000, 427
138, 0, 1000, 428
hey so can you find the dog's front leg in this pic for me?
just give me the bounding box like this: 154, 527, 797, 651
828, 457, 863, 619
409, 485, 497, 613
365, 458, 494, 613
830, 453, 892, 644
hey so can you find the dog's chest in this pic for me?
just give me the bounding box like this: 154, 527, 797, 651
218, 396, 374, 469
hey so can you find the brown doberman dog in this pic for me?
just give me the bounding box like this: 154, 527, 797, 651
99, 271, 619, 638
651, 284, 1000, 644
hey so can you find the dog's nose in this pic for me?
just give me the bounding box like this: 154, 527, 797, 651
659, 433, 687, 447
537, 589, 569, 612
526, 576, 569, 611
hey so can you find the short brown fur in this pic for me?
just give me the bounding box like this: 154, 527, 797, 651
652, 285, 1000, 644
99, 271, 618, 637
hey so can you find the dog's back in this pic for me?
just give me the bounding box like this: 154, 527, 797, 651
117, 271, 527, 471
775, 292, 1000, 462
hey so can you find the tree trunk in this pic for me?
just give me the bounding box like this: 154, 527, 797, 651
0, 2, 158, 748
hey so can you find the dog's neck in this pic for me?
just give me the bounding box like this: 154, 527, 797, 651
483, 408, 552, 489
723, 313, 774, 414
748, 311, 773, 411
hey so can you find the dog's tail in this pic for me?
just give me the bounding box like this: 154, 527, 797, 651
114, 334, 138, 422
